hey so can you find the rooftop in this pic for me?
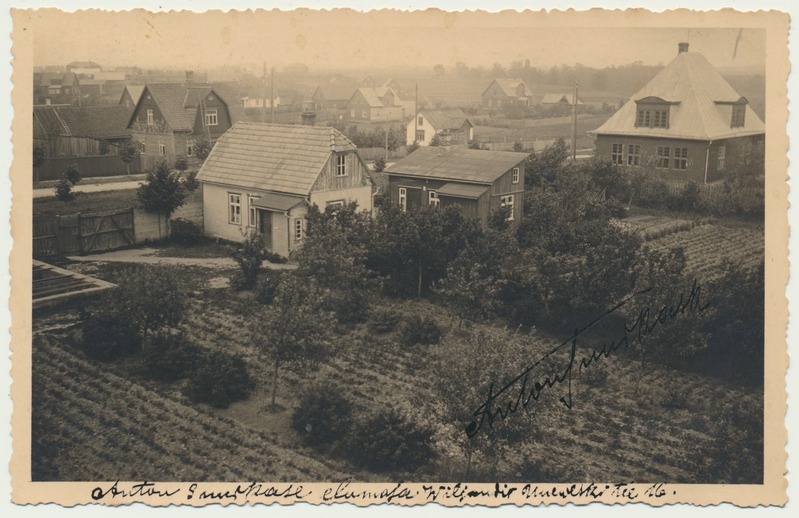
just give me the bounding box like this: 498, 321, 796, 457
385, 146, 529, 184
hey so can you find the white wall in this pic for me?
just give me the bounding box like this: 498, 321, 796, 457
405, 115, 436, 146
202, 182, 258, 242
309, 185, 373, 212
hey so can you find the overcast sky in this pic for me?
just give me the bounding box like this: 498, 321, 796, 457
28, 10, 765, 73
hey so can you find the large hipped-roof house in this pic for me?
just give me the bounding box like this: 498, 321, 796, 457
407, 109, 475, 146
591, 43, 765, 184
127, 80, 234, 170
196, 122, 374, 258
385, 147, 528, 227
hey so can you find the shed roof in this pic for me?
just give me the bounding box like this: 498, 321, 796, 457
419, 109, 472, 131
483, 78, 530, 98
592, 51, 765, 141
540, 93, 584, 105
251, 192, 306, 212
34, 105, 132, 139
437, 182, 489, 198
385, 147, 529, 184
196, 122, 357, 196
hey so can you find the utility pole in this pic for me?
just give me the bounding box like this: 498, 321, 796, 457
271, 66, 276, 124
414, 83, 419, 144
571, 78, 579, 164
261, 62, 266, 123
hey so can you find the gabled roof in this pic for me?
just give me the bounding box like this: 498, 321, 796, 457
592, 51, 765, 141
385, 147, 529, 184
196, 122, 357, 196
540, 93, 583, 105
353, 87, 400, 107
419, 109, 473, 131
120, 85, 145, 105
34, 105, 132, 139
483, 78, 530, 98
314, 83, 357, 101
133, 83, 230, 131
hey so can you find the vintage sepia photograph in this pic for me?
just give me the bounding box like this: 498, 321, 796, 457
8, 5, 790, 508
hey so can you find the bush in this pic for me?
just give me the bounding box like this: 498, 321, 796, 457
254, 271, 283, 305
140, 333, 199, 382
292, 382, 353, 448
227, 232, 266, 290
169, 218, 203, 246
264, 251, 289, 264
78, 307, 141, 361
367, 306, 401, 334
54, 179, 75, 202
183, 170, 200, 192
345, 408, 435, 472
174, 155, 188, 171
400, 315, 443, 345
183, 351, 254, 408
111, 266, 185, 339
65, 164, 82, 185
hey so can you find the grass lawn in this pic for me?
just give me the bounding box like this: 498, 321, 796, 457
33, 189, 142, 218
154, 238, 232, 259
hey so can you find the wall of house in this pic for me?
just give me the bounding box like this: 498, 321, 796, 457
370, 106, 404, 122
595, 135, 712, 183
191, 93, 232, 141
201, 182, 259, 243
309, 185, 373, 212
131, 90, 167, 126
348, 92, 372, 120
133, 131, 177, 171
482, 82, 507, 108
488, 163, 525, 221
406, 116, 436, 145
311, 151, 373, 206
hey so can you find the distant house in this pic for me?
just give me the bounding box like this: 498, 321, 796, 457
407, 109, 474, 146
481, 79, 532, 108
196, 123, 374, 258
310, 83, 357, 110
127, 80, 234, 170
539, 93, 584, 106
66, 60, 102, 77
119, 85, 145, 110
34, 104, 132, 157
591, 43, 766, 184
347, 87, 405, 122
34, 72, 81, 106
384, 147, 528, 227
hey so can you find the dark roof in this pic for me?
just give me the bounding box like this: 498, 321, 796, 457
385, 147, 529, 184
34, 105, 132, 139
37, 72, 77, 87
138, 83, 231, 131
197, 122, 358, 196
482, 78, 530, 98
120, 85, 145, 105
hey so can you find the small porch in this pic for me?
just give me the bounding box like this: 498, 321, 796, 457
250, 193, 308, 258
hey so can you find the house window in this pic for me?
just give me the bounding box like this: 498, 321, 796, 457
418, 116, 424, 126
336, 154, 347, 177
398, 187, 407, 211
326, 200, 345, 209
429, 190, 439, 207
611, 143, 624, 165
512, 167, 520, 184
294, 219, 304, 241
139, 141, 146, 155
717, 145, 726, 170
627, 144, 641, 166
673, 147, 688, 170
186, 139, 195, 156
361, 109, 367, 118
731, 104, 746, 128
205, 109, 218, 126
248, 195, 259, 227
146, 108, 154, 126
635, 109, 651, 127
653, 110, 669, 128
228, 193, 242, 224
657, 146, 671, 169
416, 130, 425, 142
500, 194, 515, 221
159, 141, 166, 156
48, 86, 60, 95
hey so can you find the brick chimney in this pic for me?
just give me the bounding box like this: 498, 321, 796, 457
678, 42, 689, 54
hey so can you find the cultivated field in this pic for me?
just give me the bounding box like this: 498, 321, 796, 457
31, 256, 763, 483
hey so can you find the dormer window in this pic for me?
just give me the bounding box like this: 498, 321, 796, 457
634, 96, 675, 129
716, 97, 748, 128
336, 154, 347, 177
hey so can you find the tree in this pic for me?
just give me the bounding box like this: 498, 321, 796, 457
251, 277, 336, 407
227, 231, 267, 290
65, 164, 82, 185
137, 161, 188, 238
524, 138, 568, 185
54, 179, 75, 202
429, 134, 443, 147
110, 266, 186, 342
32, 143, 46, 183
194, 136, 214, 162
174, 155, 188, 171
406, 141, 420, 154
373, 157, 386, 173
119, 139, 139, 174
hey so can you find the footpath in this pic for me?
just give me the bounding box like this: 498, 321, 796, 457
33, 175, 146, 199
66, 247, 296, 270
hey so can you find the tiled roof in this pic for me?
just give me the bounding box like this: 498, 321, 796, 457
139, 83, 230, 131
122, 85, 145, 105
355, 88, 387, 107
436, 182, 489, 198
420, 109, 471, 131
385, 147, 529, 184
196, 122, 357, 196
592, 51, 765, 141
34, 105, 132, 139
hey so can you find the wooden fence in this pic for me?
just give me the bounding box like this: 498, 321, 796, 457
33, 192, 203, 258
35, 154, 142, 182
635, 180, 763, 205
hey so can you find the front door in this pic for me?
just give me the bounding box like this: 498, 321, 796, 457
259, 210, 273, 251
